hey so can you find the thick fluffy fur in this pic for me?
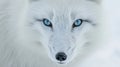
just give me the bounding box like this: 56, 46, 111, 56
0, 0, 120, 67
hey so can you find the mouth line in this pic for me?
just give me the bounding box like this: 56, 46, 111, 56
57, 61, 66, 64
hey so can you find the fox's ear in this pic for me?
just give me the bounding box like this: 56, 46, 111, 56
88, 0, 102, 4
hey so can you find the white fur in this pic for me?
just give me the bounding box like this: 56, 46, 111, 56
0, 0, 120, 67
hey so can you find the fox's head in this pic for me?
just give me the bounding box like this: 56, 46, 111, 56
27, 0, 102, 64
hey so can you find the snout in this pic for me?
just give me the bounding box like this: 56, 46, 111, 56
48, 46, 76, 64
48, 43, 76, 64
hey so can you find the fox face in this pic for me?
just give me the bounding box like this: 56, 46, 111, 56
27, 0, 101, 64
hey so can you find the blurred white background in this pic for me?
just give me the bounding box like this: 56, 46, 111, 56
103, 0, 120, 39
103, 0, 120, 46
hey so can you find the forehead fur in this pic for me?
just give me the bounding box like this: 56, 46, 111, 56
29, 0, 101, 20
31, 0, 101, 4
88, 0, 102, 3
30, 0, 101, 8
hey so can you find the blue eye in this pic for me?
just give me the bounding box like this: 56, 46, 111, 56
73, 19, 83, 28
43, 18, 52, 27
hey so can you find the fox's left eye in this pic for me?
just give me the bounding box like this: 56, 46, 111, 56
72, 19, 83, 28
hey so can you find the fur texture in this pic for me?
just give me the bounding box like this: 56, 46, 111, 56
0, 0, 120, 67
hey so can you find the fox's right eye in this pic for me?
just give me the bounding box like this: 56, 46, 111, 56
42, 18, 52, 28
36, 18, 53, 28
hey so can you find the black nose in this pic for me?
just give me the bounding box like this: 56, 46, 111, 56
56, 52, 67, 61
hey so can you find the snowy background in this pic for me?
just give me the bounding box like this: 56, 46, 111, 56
103, 0, 120, 39
103, 0, 120, 45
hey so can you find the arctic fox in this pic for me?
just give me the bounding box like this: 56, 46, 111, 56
0, 0, 120, 67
